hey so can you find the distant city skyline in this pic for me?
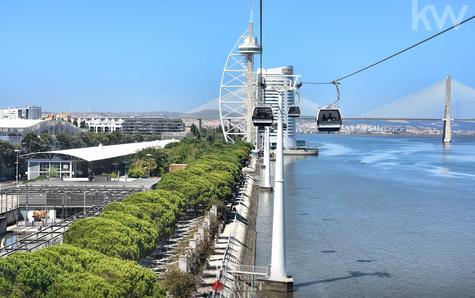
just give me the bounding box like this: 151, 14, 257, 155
0, 0, 473, 115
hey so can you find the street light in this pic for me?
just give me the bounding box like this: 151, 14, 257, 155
14, 149, 20, 185
146, 154, 152, 178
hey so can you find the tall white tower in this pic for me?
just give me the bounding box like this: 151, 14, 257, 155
219, 16, 261, 144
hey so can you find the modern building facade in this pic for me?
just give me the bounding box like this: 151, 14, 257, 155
72, 117, 124, 133
260, 66, 298, 149
24, 140, 177, 180
121, 118, 185, 135
1, 106, 42, 120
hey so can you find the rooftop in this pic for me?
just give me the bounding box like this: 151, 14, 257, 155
0, 119, 44, 128
24, 139, 178, 162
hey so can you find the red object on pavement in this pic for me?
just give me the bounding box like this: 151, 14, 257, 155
211, 280, 224, 292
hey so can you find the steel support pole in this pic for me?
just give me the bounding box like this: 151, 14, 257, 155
15, 154, 19, 185
83, 192, 87, 213
15, 193, 19, 226
270, 93, 287, 280
62, 196, 65, 220
263, 127, 272, 189
26, 186, 29, 223
44, 193, 47, 226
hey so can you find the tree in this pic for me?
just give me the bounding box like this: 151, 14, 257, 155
79, 120, 87, 129
22, 132, 53, 153
0, 141, 17, 179
190, 124, 200, 138
0, 244, 165, 297
132, 147, 169, 176
162, 270, 197, 298
46, 271, 120, 298
128, 159, 157, 178
55, 133, 74, 149
72, 120, 78, 127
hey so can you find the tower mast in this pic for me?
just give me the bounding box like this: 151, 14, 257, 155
238, 6, 261, 145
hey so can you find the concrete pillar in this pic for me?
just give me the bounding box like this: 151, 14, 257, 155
261, 127, 273, 191
0, 216, 6, 234
211, 205, 218, 217
268, 93, 293, 290
27, 159, 31, 180
189, 239, 197, 249
443, 76, 452, 144
198, 227, 206, 239
178, 255, 188, 273
194, 232, 201, 242
205, 216, 211, 228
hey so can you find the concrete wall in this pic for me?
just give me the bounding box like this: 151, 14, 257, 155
0, 210, 18, 234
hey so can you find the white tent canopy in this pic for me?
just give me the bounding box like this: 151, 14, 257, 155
24, 140, 178, 162
0, 119, 43, 128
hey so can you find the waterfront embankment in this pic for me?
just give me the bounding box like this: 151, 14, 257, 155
198, 156, 260, 296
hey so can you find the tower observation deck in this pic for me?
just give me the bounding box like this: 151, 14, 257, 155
219, 19, 261, 145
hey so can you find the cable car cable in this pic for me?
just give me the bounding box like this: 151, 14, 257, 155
303, 14, 475, 85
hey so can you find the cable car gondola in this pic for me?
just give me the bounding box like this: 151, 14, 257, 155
316, 108, 342, 132
252, 106, 274, 127
316, 81, 343, 132
288, 106, 301, 118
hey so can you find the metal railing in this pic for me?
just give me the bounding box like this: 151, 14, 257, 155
212, 174, 267, 297
0, 193, 126, 257
228, 264, 269, 277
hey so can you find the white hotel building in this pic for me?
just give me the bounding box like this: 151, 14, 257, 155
260, 66, 298, 149
73, 117, 124, 133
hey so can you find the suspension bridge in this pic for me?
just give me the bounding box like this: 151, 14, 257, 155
187, 76, 475, 142
188, 78, 475, 120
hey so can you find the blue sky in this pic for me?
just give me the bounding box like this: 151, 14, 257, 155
0, 0, 473, 115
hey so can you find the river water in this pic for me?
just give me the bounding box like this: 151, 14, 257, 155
256, 135, 475, 298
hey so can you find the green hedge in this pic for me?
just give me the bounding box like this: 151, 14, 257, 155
0, 245, 165, 298
64, 190, 184, 261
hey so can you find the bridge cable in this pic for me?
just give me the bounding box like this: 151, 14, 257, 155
303, 14, 475, 85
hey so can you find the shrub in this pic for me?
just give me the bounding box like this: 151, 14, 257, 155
161, 270, 197, 298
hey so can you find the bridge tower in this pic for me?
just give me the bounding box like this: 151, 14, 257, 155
443, 76, 452, 144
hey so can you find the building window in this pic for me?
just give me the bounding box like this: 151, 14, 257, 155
50, 162, 60, 172
40, 162, 49, 172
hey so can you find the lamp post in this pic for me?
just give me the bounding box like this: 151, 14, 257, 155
14, 149, 20, 185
